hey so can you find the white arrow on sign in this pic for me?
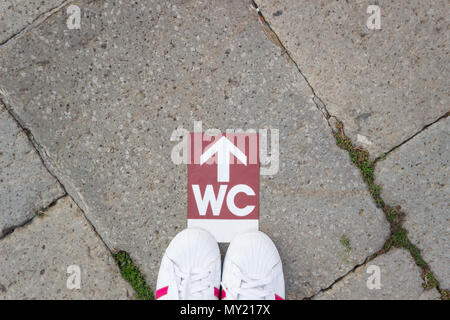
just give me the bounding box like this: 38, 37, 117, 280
200, 136, 247, 183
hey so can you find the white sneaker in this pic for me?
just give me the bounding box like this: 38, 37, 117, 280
155, 228, 221, 300
221, 231, 285, 300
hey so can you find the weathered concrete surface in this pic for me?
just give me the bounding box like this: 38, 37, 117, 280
376, 117, 449, 290
0, 196, 132, 299
254, 0, 449, 158
0, 0, 389, 298
0, 103, 65, 237
0, 0, 67, 44
314, 248, 441, 300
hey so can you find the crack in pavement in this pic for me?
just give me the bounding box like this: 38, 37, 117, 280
0, 193, 67, 240
250, 1, 336, 127
375, 111, 450, 164
0, 96, 113, 257
306, 252, 376, 299
0, 0, 73, 48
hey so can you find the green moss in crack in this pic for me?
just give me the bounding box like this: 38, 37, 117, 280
112, 251, 154, 300
389, 228, 409, 248
334, 129, 383, 208
424, 271, 439, 290
333, 121, 440, 292
385, 206, 404, 226
390, 229, 438, 289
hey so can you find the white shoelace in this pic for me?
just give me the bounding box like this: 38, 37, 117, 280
174, 265, 212, 299
222, 268, 273, 300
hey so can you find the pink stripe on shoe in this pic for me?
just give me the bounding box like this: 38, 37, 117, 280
214, 287, 220, 299
221, 289, 227, 299
275, 294, 284, 300
155, 286, 169, 299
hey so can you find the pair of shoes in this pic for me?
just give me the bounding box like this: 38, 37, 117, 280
155, 228, 285, 300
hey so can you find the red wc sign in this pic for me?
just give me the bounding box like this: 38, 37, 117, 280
187, 133, 259, 242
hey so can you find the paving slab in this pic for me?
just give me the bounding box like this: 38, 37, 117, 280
0, 103, 65, 237
314, 248, 441, 300
0, 0, 389, 298
254, 0, 449, 158
376, 117, 449, 290
0, 0, 67, 44
0, 196, 132, 299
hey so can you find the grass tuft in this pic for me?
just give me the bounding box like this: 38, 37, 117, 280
340, 235, 352, 252
112, 251, 154, 300
36, 206, 50, 218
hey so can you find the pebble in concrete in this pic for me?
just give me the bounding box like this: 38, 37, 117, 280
0, 0, 389, 298
314, 248, 441, 300
0, 196, 133, 299
254, 0, 449, 158
0, 103, 65, 237
376, 117, 449, 290
0, 0, 66, 44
